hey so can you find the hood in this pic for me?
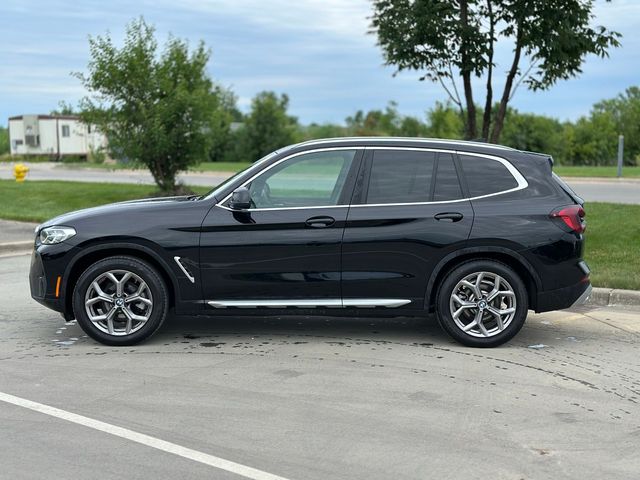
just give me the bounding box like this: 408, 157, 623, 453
39, 195, 196, 230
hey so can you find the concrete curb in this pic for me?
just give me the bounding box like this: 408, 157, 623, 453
563, 176, 640, 184
0, 241, 33, 254
587, 287, 640, 308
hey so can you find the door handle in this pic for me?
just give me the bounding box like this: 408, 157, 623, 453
434, 212, 463, 222
305, 216, 335, 228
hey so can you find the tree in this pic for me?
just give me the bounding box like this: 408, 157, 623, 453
371, 0, 620, 142
50, 101, 77, 116
76, 18, 231, 193
208, 87, 240, 162
500, 108, 566, 159
591, 86, 640, 165
0, 126, 9, 155
425, 101, 464, 139
242, 91, 297, 161
345, 101, 428, 137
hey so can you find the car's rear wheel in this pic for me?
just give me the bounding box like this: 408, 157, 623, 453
436, 260, 528, 347
73, 256, 168, 346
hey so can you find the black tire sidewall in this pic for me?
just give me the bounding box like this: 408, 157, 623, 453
72, 256, 168, 346
436, 260, 528, 348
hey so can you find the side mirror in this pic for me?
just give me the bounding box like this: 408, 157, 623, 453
229, 186, 251, 210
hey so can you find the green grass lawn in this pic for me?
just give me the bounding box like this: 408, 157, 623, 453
0, 180, 637, 290
583, 202, 640, 290
55, 161, 252, 173
554, 166, 640, 178
0, 180, 209, 223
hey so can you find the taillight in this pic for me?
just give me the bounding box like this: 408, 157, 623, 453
550, 205, 586, 234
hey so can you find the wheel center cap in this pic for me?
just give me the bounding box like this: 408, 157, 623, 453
477, 300, 488, 310
115, 298, 124, 307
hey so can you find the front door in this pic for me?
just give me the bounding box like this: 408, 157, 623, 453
199, 148, 362, 308
341, 148, 474, 309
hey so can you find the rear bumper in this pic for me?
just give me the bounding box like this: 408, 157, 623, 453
535, 279, 591, 313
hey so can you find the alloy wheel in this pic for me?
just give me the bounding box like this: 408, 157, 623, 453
84, 269, 153, 336
449, 271, 516, 338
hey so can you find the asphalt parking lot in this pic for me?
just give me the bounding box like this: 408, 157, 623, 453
1, 253, 639, 480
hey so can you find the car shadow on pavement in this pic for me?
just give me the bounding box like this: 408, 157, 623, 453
155, 313, 454, 347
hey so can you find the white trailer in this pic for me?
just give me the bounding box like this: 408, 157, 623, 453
8, 114, 107, 159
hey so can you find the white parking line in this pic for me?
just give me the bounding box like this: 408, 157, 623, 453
0, 391, 291, 480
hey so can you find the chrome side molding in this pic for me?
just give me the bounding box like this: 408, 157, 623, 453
173, 256, 195, 284
207, 298, 411, 309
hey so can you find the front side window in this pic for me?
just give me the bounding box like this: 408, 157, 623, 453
366, 150, 435, 204
247, 150, 356, 209
459, 154, 519, 197
61, 125, 70, 137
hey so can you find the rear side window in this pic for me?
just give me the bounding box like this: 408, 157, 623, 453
433, 153, 463, 201
459, 155, 518, 197
366, 150, 435, 204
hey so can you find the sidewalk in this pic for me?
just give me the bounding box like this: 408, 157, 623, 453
0, 219, 37, 243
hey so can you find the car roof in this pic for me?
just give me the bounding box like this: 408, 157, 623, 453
290, 137, 518, 156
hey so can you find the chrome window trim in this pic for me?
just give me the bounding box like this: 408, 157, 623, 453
207, 298, 411, 308
214, 146, 528, 212
216, 204, 350, 212
455, 150, 528, 199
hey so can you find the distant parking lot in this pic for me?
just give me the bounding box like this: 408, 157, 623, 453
1, 253, 639, 480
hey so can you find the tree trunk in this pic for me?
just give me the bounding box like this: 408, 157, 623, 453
481, 0, 495, 141
460, 0, 477, 140
490, 29, 523, 143
149, 160, 176, 194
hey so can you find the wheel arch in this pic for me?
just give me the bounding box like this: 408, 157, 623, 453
424, 247, 542, 312
62, 242, 178, 319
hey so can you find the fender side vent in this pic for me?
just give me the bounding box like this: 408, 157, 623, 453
174, 256, 195, 284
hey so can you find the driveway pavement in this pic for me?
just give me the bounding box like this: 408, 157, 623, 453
0, 162, 229, 188
1, 252, 639, 480
1, 162, 639, 204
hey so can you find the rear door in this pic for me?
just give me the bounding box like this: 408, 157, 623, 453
341, 148, 474, 309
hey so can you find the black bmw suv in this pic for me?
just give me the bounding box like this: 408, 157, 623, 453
30, 137, 591, 347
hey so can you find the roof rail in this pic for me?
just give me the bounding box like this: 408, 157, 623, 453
294, 136, 515, 151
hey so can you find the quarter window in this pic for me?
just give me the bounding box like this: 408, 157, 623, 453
459, 155, 519, 197
247, 150, 356, 209
366, 150, 435, 204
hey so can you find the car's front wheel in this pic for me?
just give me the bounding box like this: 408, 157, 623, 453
436, 260, 528, 347
73, 256, 168, 346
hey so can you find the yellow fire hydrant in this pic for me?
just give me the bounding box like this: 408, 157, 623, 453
13, 163, 29, 182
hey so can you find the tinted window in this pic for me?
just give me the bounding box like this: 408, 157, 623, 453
433, 153, 462, 201
248, 150, 356, 208
366, 150, 435, 204
459, 155, 518, 197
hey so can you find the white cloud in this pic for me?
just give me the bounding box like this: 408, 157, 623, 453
151, 0, 373, 45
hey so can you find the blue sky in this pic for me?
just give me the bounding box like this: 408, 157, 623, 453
1, 0, 638, 127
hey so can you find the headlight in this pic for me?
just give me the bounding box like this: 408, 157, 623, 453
39, 226, 76, 245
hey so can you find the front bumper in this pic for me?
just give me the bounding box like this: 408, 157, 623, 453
29, 242, 76, 315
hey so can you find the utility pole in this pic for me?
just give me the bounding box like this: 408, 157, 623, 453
617, 135, 624, 178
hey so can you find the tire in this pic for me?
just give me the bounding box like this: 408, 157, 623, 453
435, 259, 528, 348
72, 256, 168, 346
